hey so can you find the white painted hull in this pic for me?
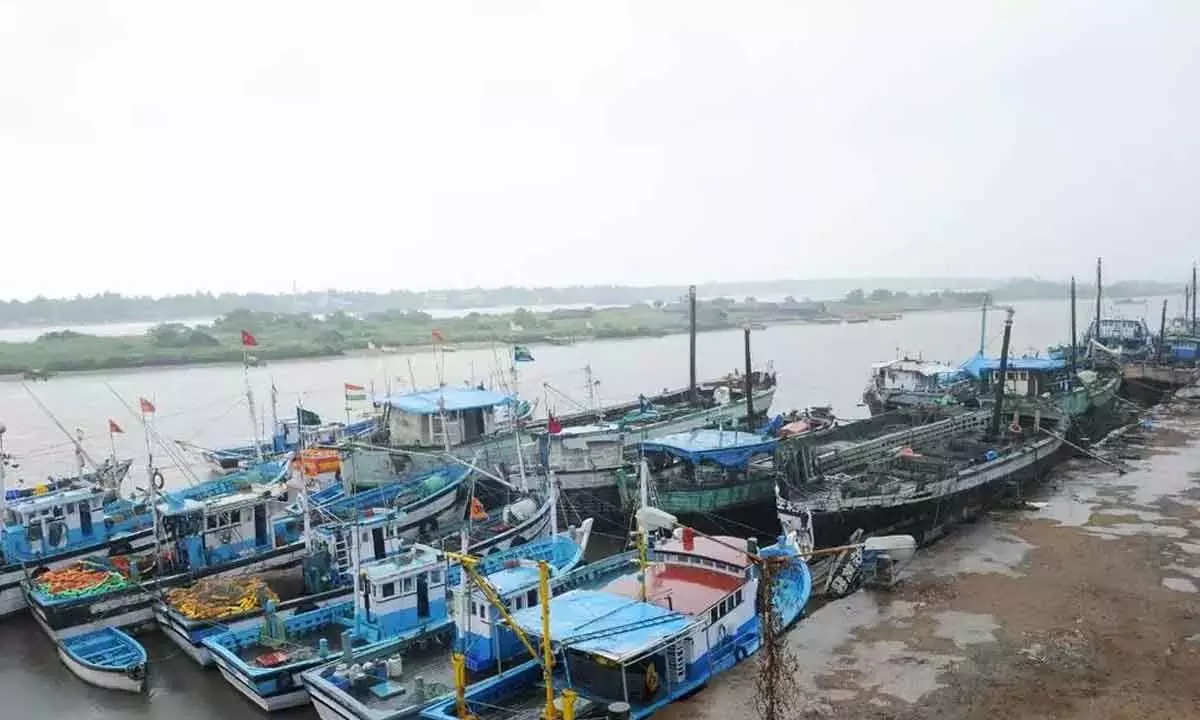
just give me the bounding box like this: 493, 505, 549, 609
57, 645, 146, 694
306, 681, 360, 720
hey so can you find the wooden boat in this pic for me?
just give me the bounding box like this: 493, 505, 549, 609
58, 626, 148, 693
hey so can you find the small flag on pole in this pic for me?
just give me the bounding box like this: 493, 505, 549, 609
513, 345, 534, 363
547, 412, 562, 434
241, 330, 258, 347
139, 397, 156, 414
432, 329, 445, 344
108, 419, 124, 434
344, 383, 366, 402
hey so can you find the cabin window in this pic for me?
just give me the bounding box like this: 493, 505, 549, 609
52, 505, 64, 518
381, 582, 395, 598
207, 516, 218, 530
431, 570, 442, 584
403, 577, 413, 593
710, 607, 718, 624
479, 604, 487, 619
65, 503, 75, 514
470, 600, 477, 615
735, 589, 743, 606
230, 509, 242, 524
362, 531, 370, 543
526, 589, 537, 607
514, 596, 524, 610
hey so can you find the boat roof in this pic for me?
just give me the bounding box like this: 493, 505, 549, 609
961, 352, 1066, 378
9, 486, 98, 512
361, 544, 442, 582
655, 533, 753, 569
603, 563, 744, 617
870, 358, 961, 376
551, 423, 620, 438
509, 589, 697, 663
383, 387, 514, 415
639, 430, 776, 468
159, 485, 273, 516
481, 564, 543, 597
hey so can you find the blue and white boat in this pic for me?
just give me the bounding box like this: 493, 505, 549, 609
0, 484, 158, 618
200, 413, 379, 473
204, 517, 591, 712
23, 457, 303, 640
58, 625, 148, 693
422, 515, 811, 720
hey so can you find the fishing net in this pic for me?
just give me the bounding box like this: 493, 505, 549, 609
166, 576, 279, 621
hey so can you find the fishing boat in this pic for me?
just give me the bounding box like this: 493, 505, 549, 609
204, 518, 592, 712
23, 458, 304, 640
197, 414, 379, 473
0, 483, 159, 618
423, 511, 812, 720
616, 430, 785, 539
776, 405, 1066, 549
57, 626, 148, 693
3, 458, 134, 504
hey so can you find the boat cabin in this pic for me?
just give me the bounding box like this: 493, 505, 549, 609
381, 387, 515, 449
355, 543, 448, 637
539, 423, 625, 475
157, 485, 290, 571
1086, 318, 1153, 354
1, 486, 142, 562
637, 430, 779, 513
962, 353, 1071, 398
869, 358, 965, 394
309, 509, 425, 583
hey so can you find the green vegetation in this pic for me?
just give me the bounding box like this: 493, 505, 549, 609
0, 277, 1179, 327
0, 291, 998, 375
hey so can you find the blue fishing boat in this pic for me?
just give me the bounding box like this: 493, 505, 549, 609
422, 518, 812, 720
199, 413, 379, 473
0, 484, 158, 618
204, 516, 591, 713
58, 626, 148, 693
23, 457, 304, 640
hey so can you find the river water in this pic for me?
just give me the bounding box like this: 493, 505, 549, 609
0, 296, 1169, 718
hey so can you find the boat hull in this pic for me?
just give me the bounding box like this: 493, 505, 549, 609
57, 644, 146, 693
778, 434, 1064, 549
26, 543, 308, 641
0, 528, 157, 619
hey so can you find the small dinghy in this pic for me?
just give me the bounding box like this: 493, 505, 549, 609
58, 626, 148, 693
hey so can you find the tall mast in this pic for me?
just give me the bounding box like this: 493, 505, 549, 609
509, 360, 528, 493
978, 296, 989, 355
0, 422, 8, 527
1069, 277, 1077, 389
243, 349, 264, 464
688, 285, 698, 405
1093, 257, 1102, 343
743, 327, 755, 420
987, 308, 1015, 441
1159, 298, 1169, 362
142, 404, 163, 561
297, 399, 311, 553
1192, 263, 1197, 335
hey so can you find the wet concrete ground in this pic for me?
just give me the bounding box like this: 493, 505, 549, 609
660, 397, 1200, 720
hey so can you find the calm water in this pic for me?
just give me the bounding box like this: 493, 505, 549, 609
0, 297, 1169, 718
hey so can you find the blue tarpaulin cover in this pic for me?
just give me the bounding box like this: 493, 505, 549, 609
509, 589, 696, 662
638, 429, 777, 468
960, 352, 1066, 379
383, 387, 514, 415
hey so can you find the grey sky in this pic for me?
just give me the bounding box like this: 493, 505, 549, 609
2, 2, 1197, 300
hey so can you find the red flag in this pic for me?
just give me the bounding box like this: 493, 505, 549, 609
241, 330, 258, 347
139, 397, 156, 414
344, 383, 365, 392
547, 413, 563, 435
108, 419, 124, 434
431, 329, 445, 343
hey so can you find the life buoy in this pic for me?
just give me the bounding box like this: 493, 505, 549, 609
1009, 423, 1023, 435
734, 644, 748, 662
152, 470, 166, 490
644, 662, 660, 696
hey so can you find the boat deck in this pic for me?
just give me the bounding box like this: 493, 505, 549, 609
316, 637, 455, 713
604, 564, 742, 617
234, 622, 351, 666
63, 629, 143, 669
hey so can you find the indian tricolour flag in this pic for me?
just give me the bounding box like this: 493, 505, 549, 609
344, 383, 367, 402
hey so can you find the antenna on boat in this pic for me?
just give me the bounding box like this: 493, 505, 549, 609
509, 357, 528, 493
20, 382, 101, 473
986, 307, 1016, 441
1094, 257, 1103, 348
1069, 277, 1078, 390
549, 470, 559, 538
139, 399, 164, 563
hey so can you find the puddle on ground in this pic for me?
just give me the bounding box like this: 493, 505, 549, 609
837, 640, 961, 704
1162, 577, 1199, 593
1165, 564, 1200, 579
1176, 541, 1200, 555
917, 525, 1034, 579
1084, 522, 1190, 539
931, 610, 1000, 648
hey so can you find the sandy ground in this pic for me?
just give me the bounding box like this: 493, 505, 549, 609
659, 398, 1200, 720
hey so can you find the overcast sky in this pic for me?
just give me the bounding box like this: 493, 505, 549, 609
2, 2, 1197, 300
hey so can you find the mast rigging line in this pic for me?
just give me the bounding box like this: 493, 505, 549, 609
104, 383, 205, 487
19, 382, 101, 471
